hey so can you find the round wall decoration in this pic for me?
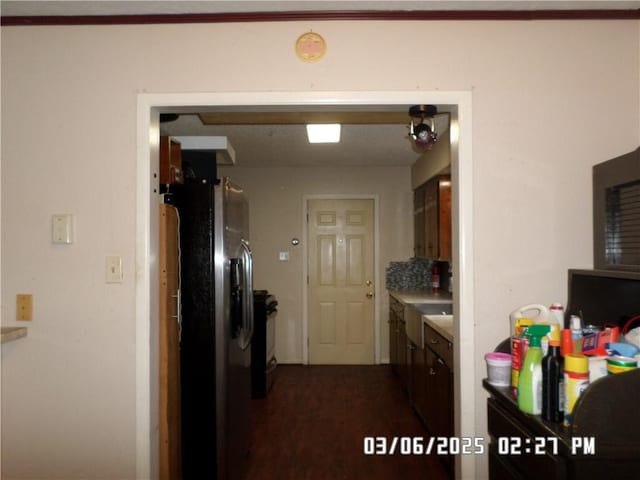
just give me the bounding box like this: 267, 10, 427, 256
295, 32, 327, 63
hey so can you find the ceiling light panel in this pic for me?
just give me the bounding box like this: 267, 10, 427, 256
306, 124, 341, 143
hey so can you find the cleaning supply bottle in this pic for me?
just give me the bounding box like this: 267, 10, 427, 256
546, 303, 565, 342
517, 325, 550, 415
509, 304, 550, 337
561, 329, 572, 357
570, 315, 583, 353
542, 340, 564, 423
510, 321, 533, 399
563, 354, 589, 426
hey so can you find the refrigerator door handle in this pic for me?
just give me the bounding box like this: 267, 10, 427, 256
239, 239, 254, 350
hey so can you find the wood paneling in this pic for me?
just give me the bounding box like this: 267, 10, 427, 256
159, 204, 181, 480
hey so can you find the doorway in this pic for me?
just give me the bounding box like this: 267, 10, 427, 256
307, 197, 376, 365
136, 91, 474, 479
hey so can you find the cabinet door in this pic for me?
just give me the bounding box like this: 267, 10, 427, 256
389, 308, 398, 374
160, 136, 184, 185
416, 175, 452, 261
414, 186, 426, 257
424, 347, 453, 438
424, 179, 439, 259
412, 345, 427, 423
397, 323, 409, 391
438, 178, 452, 262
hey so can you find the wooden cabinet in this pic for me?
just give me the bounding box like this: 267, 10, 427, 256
160, 136, 184, 185
423, 323, 454, 474
485, 333, 640, 479
413, 187, 426, 258
389, 294, 455, 476
397, 319, 409, 391
388, 296, 399, 374
389, 296, 405, 387
414, 175, 452, 261
484, 370, 640, 479
159, 203, 182, 480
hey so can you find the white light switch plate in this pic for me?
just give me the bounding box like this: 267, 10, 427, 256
279, 251, 289, 261
52, 214, 74, 244
106, 256, 123, 283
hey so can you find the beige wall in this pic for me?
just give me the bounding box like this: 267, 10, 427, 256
1, 19, 639, 479
216, 166, 413, 364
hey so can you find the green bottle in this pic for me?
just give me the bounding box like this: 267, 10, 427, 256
517, 325, 550, 415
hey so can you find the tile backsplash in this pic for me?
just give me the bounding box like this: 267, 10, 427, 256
386, 257, 434, 291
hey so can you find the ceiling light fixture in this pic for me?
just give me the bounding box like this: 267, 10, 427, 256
306, 124, 341, 143
408, 104, 438, 150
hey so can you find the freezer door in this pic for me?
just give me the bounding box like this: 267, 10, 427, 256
215, 177, 253, 480
218, 178, 254, 349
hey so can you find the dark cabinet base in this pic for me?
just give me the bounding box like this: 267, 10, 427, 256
484, 373, 640, 480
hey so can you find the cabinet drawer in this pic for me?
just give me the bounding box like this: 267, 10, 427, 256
487, 398, 566, 480
424, 324, 452, 366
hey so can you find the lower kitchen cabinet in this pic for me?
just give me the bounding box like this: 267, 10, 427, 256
397, 322, 409, 391
388, 294, 455, 476
389, 296, 409, 391
411, 341, 427, 423
423, 323, 454, 474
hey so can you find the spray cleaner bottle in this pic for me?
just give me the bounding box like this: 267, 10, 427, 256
517, 324, 551, 415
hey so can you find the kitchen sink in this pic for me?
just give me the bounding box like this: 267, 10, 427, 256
405, 302, 453, 348
411, 302, 453, 315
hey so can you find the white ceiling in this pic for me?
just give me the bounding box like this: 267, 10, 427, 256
2, 1, 639, 17
159, 110, 448, 168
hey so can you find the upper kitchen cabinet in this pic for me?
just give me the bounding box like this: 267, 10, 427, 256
159, 136, 184, 185
414, 175, 452, 261
410, 120, 452, 261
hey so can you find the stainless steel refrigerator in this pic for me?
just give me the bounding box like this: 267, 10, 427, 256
172, 177, 254, 480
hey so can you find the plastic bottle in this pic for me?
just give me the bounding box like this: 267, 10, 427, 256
560, 329, 572, 357
510, 321, 534, 399
509, 304, 550, 337
570, 315, 583, 353
564, 354, 589, 426
542, 340, 564, 423
547, 303, 565, 342
517, 325, 550, 415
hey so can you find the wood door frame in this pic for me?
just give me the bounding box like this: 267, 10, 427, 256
303, 195, 380, 365
137, 90, 475, 479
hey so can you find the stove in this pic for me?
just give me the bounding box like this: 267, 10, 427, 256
252, 290, 278, 398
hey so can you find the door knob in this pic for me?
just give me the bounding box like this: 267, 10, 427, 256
366, 280, 373, 286
366, 291, 374, 299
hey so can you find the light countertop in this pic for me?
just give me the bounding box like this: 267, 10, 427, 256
388, 290, 453, 305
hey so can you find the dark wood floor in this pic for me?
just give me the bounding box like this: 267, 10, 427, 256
246, 365, 451, 480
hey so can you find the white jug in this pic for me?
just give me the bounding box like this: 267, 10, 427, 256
509, 304, 550, 337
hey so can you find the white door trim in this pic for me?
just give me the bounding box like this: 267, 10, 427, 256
136, 90, 474, 480
302, 194, 380, 365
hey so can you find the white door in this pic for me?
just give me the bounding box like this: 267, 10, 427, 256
308, 198, 375, 364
